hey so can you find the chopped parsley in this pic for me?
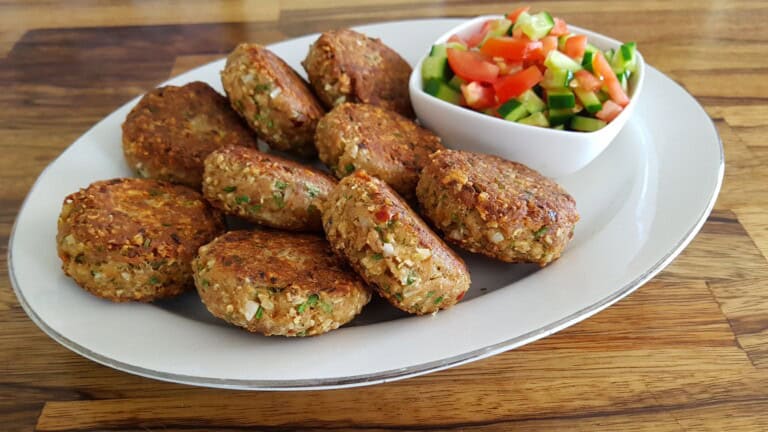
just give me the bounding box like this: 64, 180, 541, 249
344, 163, 355, 174
297, 303, 307, 314
274, 180, 288, 191
426, 291, 435, 298
306, 294, 320, 306
235, 100, 244, 112
254, 83, 271, 92
305, 184, 320, 198
534, 226, 549, 239
201, 279, 210, 287
255, 305, 264, 320
395, 293, 404, 302
372, 253, 383, 261
235, 195, 250, 204
223, 186, 237, 193
143, 238, 151, 248
149, 189, 161, 197
405, 272, 417, 286
273, 192, 285, 209
451, 213, 460, 223
249, 204, 262, 213
149, 276, 160, 285
434, 296, 444, 305
320, 302, 333, 313
296, 330, 307, 337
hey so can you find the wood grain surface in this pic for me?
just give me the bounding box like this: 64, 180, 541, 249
2, 1, 767, 430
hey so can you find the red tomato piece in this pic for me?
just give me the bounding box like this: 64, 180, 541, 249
447, 48, 500, 83
549, 17, 569, 36
493, 65, 543, 103
564, 34, 587, 60
480, 37, 542, 61
593, 52, 629, 106
541, 35, 558, 55
506, 6, 530, 23
447, 34, 467, 47
466, 20, 495, 47
456, 291, 466, 302
596, 100, 623, 122
374, 207, 391, 223
574, 69, 602, 91
461, 82, 496, 109
496, 60, 524, 76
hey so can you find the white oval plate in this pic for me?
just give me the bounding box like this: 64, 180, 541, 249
8, 19, 723, 390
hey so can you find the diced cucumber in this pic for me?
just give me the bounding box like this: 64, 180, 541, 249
544, 50, 583, 73
446, 41, 467, 51
518, 111, 550, 127
498, 99, 529, 121
421, 56, 451, 83
424, 80, 462, 104
429, 44, 447, 58
480, 19, 512, 46
574, 88, 603, 114
513, 11, 555, 41
553, 124, 566, 130
541, 68, 573, 89
447, 75, 465, 91
517, 89, 546, 113
570, 115, 606, 132
585, 43, 600, 54
618, 71, 630, 93
596, 89, 609, 102
547, 88, 576, 109
557, 34, 573, 51
548, 107, 574, 126
581, 51, 595, 73
605, 48, 615, 63
611, 42, 637, 74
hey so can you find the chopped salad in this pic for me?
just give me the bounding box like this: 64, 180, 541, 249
421, 6, 638, 132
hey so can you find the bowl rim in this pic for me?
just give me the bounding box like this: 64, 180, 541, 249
408, 14, 646, 136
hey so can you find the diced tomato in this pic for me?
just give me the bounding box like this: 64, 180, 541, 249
461, 82, 496, 109
596, 100, 623, 122
541, 35, 558, 55
480, 37, 542, 61
496, 59, 524, 76
456, 291, 466, 302
506, 6, 530, 23
493, 65, 543, 103
374, 207, 391, 223
593, 52, 629, 106
466, 20, 495, 47
447, 48, 500, 83
564, 34, 587, 60
574, 69, 602, 91
549, 17, 569, 36
511, 26, 524, 38
448, 34, 465, 45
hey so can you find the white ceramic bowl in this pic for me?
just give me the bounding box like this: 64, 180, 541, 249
409, 15, 645, 178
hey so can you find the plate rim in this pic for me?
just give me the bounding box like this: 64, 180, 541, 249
6, 19, 725, 390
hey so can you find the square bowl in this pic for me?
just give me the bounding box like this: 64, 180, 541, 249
409, 15, 646, 178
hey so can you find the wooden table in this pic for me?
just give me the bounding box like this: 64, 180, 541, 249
2, 1, 767, 430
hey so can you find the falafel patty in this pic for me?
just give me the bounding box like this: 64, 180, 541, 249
314, 103, 444, 198
193, 230, 371, 337
202, 145, 336, 232
302, 29, 414, 118
122, 81, 258, 188
57, 178, 225, 302
221, 43, 325, 157
322, 171, 470, 315
416, 150, 579, 266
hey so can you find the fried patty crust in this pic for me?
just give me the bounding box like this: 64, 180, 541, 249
302, 29, 414, 118
314, 103, 443, 198
202, 145, 336, 231
221, 43, 325, 157
322, 171, 470, 315
122, 81, 258, 188
57, 178, 225, 302
193, 230, 371, 337
416, 150, 579, 266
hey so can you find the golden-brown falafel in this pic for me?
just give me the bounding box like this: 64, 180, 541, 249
57, 178, 225, 302
193, 230, 371, 337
